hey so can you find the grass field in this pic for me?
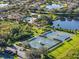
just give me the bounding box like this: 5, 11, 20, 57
48, 34, 79, 59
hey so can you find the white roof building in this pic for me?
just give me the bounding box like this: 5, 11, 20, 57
46, 4, 64, 10
6, 47, 17, 53
23, 17, 37, 23
0, 4, 8, 8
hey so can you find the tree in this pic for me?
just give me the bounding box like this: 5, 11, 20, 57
4, 23, 33, 45
25, 47, 48, 59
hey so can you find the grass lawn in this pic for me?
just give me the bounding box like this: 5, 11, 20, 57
48, 34, 79, 59
14, 55, 18, 59
40, 4, 46, 8
0, 1, 6, 4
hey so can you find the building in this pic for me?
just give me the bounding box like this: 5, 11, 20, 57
31, 13, 41, 18
14, 44, 27, 59
6, 47, 17, 54
45, 4, 64, 11
0, 4, 8, 8
7, 13, 22, 21
0, 15, 7, 20
0, 10, 8, 12
22, 16, 37, 23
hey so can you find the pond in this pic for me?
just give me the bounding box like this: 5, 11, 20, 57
52, 20, 79, 30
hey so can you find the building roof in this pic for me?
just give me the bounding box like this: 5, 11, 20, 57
0, 4, 8, 7
6, 47, 17, 53
8, 13, 22, 20
0, 15, 7, 18
22, 16, 37, 23
0, 10, 8, 12
46, 4, 64, 10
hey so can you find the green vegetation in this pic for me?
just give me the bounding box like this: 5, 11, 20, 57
14, 55, 18, 59
48, 34, 79, 59
0, 19, 51, 45
49, 13, 57, 20
73, 7, 79, 13
0, 1, 6, 4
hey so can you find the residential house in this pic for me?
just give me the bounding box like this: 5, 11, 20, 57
6, 46, 17, 54
31, 13, 41, 18
0, 3, 8, 8
22, 16, 37, 23
45, 4, 64, 11
14, 44, 27, 59
0, 10, 8, 12
0, 15, 7, 20
7, 13, 22, 21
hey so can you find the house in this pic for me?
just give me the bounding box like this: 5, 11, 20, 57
6, 47, 17, 54
45, 4, 64, 11
22, 16, 37, 23
0, 10, 8, 12
0, 4, 8, 8
14, 44, 27, 59
17, 50, 26, 59
5, 44, 26, 59
0, 15, 7, 20
31, 13, 41, 18
7, 13, 22, 21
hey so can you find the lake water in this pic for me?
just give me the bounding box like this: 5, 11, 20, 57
52, 20, 79, 30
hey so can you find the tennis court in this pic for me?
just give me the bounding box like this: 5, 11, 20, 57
23, 31, 73, 50
29, 36, 61, 49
